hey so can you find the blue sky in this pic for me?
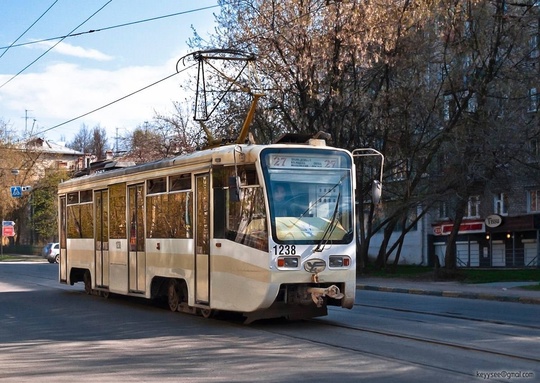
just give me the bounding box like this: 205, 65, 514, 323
0, 0, 219, 144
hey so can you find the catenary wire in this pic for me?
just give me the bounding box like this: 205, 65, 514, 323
34, 63, 197, 136
0, 0, 113, 90
0, 4, 221, 51
0, 0, 59, 60
15, 1, 325, 138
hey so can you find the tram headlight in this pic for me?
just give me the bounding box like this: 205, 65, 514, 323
329, 255, 350, 268
277, 257, 299, 268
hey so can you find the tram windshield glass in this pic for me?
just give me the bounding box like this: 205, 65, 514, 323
261, 148, 353, 244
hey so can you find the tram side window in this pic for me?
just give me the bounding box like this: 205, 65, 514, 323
147, 177, 166, 194
66, 191, 94, 238
109, 183, 127, 239
146, 174, 192, 239
80, 190, 93, 203
170, 174, 193, 238
168, 191, 192, 238
213, 166, 268, 251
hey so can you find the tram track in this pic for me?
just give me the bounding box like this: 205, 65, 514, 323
250, 305, 539, 381
251, 319, 477, 381
311, 317, 540, 364
354, 302, 540, 330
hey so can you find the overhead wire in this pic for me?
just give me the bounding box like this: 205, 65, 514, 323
0, 2, 222, 138
8, 1, 323, 139
35, 62, 197, 136
0, 0, 59, 60
0, 0, 113, 90
0, 4, 220, 51
37, 0, 327, 138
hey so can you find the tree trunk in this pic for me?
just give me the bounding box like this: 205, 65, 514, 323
444, 198, 468, 270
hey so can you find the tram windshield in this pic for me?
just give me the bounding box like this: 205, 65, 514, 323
261, 148, 353, 244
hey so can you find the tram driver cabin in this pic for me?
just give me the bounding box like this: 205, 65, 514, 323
57, 135, 377, 323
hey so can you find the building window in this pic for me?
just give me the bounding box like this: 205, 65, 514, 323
530, 139, 539, 160
529, 190, 540, 212
443, 92, 476, 121
530, 34, 539, 59
528, 88, 538, 113
467, 195, 480, 218
443, 94, 453, 121
437, 201, 448, 219
494, 193, 508, 216
467, 93, 478, 113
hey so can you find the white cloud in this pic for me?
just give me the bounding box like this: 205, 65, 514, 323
31, 40, 114, 61
0, 53, 195, 144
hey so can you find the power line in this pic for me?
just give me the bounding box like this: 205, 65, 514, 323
35, 63, 197, 136
0, 4, 220, 51
0, 0, 59, 60
0, 0, 113, 90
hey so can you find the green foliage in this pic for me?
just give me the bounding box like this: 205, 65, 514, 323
31, 170, 68, 242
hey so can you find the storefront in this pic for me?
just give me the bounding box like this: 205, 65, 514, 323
430, 215, 540, 268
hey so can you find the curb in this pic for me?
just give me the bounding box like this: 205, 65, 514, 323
357, 284, 540, 305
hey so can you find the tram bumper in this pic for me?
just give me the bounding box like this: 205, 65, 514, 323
306, 285, 344, 307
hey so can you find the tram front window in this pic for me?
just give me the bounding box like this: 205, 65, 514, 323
262, 149, 353, 244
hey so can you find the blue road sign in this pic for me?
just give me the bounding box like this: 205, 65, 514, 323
10, 186, 22, 198
2, 221, 15, 226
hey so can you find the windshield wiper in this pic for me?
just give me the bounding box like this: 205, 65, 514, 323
314, 189, 341, 252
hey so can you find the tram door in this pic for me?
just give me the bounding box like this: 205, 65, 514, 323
59, 195, 67, 283
94, 190, 109, 288
128, 184, 146, 293
195, 173, 210, 304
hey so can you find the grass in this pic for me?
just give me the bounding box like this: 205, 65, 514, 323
0, 254, 44, 262
364, 264, 540, 284
520, 284, 540, 291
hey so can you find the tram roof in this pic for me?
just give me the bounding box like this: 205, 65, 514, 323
58, 140, 350, 190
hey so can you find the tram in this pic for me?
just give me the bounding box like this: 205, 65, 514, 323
58, 133, 383, 322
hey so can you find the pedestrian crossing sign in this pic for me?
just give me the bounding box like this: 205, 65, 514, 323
10, 186, 22, 198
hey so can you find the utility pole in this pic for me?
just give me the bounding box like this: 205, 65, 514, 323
22, 109, 35, 138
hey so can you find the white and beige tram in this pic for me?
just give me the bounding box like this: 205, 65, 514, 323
58, 135, 373, 322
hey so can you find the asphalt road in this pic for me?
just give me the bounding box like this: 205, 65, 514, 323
1, 261, 538, 382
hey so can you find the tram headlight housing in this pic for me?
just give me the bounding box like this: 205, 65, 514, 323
277, 256, 299, 268
329, 255, 351, 268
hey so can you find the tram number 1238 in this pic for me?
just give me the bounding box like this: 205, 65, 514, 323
273, 244, 297, 255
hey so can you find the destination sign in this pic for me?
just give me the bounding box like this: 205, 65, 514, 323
268, 154, 341, 169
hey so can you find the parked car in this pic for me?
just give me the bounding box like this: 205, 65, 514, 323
42, 242, 60, 263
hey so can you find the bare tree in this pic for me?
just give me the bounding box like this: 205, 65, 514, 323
67, 124, 92, 153
185, 0, 539, 273
67, 124, 109, 159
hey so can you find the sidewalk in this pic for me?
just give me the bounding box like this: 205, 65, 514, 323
357, 276, 540, 305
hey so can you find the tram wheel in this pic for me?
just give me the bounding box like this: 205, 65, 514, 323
200, 308, 213, 318
83, 271, 92, 295
167, 279, 180, 312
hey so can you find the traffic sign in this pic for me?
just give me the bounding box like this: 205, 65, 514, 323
10, 186, 22, 198
2, 221, 15, 227
2, 226, 14, 237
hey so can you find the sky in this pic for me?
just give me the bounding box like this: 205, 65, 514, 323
0, 0, 219, 145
